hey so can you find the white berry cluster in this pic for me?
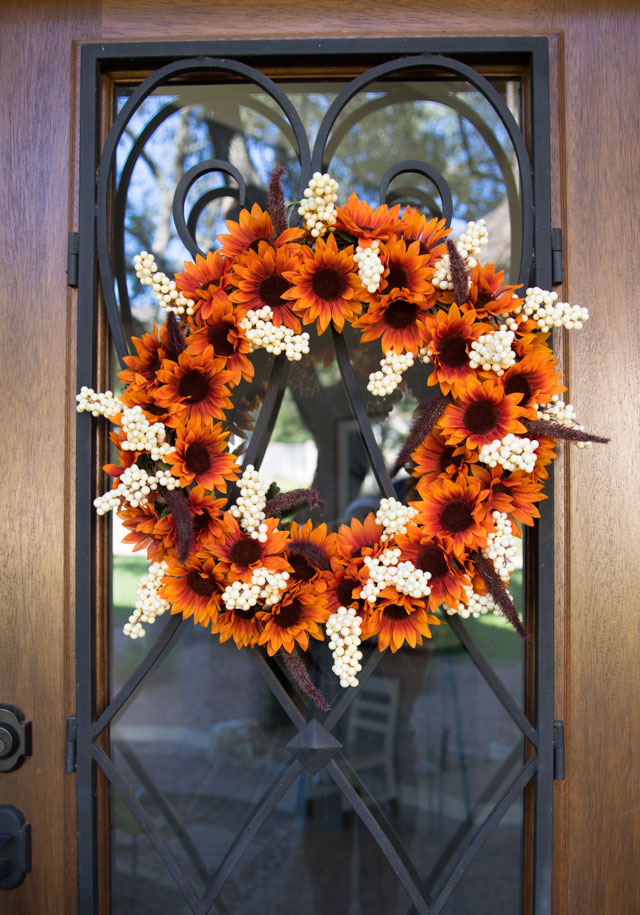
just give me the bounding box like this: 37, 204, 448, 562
229, 465, 269, 538
124, 561, 170, 639
134, 251, 195, 317
120, 405, 172, 460
443, 583, 513, 620
354, 239, 384, 293
298, 172, 339, 237
94, 465, 179, 515
536, 398, 592, 449
76, 386, 122, 418
375, 497, 418, 541
327, 606, 363, 688
240, 306, 310, 361
520, 287, 589, 331
469, 328, 516, 375
361, 549, 431, 603
221, 566, 290, 611
478, 434, 539, 474
367, 350, 414, 396
483, 511, 519, 583
432, 219, 489, 291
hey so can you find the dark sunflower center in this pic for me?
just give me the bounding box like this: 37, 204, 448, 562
192, 511, 210, 535
259, 273, 290, 309
229, 537, 262, 567
438, 445, 464, 473
464, 400, 499, 435
147, 353, 161, 376
504, 374, 532, 404
475, 291, 493, 310
383, 603, 410, 621
187, 570, 216, 598
234, 605, 257, 620
384, 300, 419, 329
249, 236, 273, 252
385, 263, 409, 292
274, 598, 303, 629
416, 545, 448, 580
312, 267, 347, 301
208, 324, 235, 356
178, 370, 210, 403
287, 553, 316, 581
440, 499, 473, 533
185, 443, 212, 475
337, 578, 359, 606
438, 334, 468, 368
143, 402, 165, 416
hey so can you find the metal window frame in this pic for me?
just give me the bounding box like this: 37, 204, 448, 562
75, 36, 553, 915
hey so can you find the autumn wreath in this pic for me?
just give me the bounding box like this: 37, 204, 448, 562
77, 166, 606, 705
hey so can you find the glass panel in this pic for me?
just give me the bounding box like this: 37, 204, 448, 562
109, 625, 298, 898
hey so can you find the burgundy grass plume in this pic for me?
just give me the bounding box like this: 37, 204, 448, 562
264, 488, 321, 518
163, 488, 194, 562
524, 419, 610, 445
267, 163, 287, 237
281, 648, 330, 712
165, 312, 187, 362
473, 552, 530, 640
390, 392, 450, 477
446, 238, 470, 307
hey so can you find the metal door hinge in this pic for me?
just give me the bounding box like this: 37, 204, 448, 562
64, 715, 77, 773
551, 228, 563, 285
67, 232, 79, 287
553, 720, 565, 780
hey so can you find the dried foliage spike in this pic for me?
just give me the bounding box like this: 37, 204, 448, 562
166, 312, 187, 361
473, 552, 530, 640
264, 488, 321, 518
524, 419, 610, 444
163, 487, 194, 562
446, 238, 470, 307
281, 648, 330, 711
267, 163, 287, 238
390, 392, 450, 478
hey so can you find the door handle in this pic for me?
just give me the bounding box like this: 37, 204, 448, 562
0, 706, 31, 773
0, 806, 31, 890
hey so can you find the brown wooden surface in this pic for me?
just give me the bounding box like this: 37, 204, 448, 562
1, 1, 638, 912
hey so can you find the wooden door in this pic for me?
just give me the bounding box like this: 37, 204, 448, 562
1, 2, 638, 914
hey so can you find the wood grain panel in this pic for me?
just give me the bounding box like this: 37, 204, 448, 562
0, 2, 99, 913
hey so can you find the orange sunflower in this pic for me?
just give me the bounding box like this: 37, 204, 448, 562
439, 378, 527, 450
175, 250, 230, 322
230, 241, 304, 331
118, 499, 164, 562
333, 512, 385, 577
217, 203, 303, 257
165, 420, 239, 490
463, 263, 523, 318
378, 237, 434, 300
160, 551, 223, 627
411, 426, 477, 490
531, 436, 557, 482
184, 291, 253, 386
118, 325, 165, 393
325, 559, 368, 613
211, 602, 265, 649
285, 520, 334, 590
283, 233, 362, 334
355, 289, 430, 354
470, 464, 545, 527
413, 477, 494, 558
258, 584, 329, 656
423, 304, 489, 396
395, 525, 472, 611
398, 207, 450, 266
501, 350, 565, 418
361, 592, 440, 652
155, 350, 234, 428
334, 193, 404, 245
211, 514, 291, 582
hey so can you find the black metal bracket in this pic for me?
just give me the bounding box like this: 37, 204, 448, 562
65, 715, 77, 773
0, 805, 31, 890
0, 705, 31, 773
67, 231, 79, 288
551, 228, 563, 285
553, 720, 565, 780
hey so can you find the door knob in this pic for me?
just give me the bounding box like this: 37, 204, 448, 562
0, 806, 31, 890
0, 707, 31, 773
